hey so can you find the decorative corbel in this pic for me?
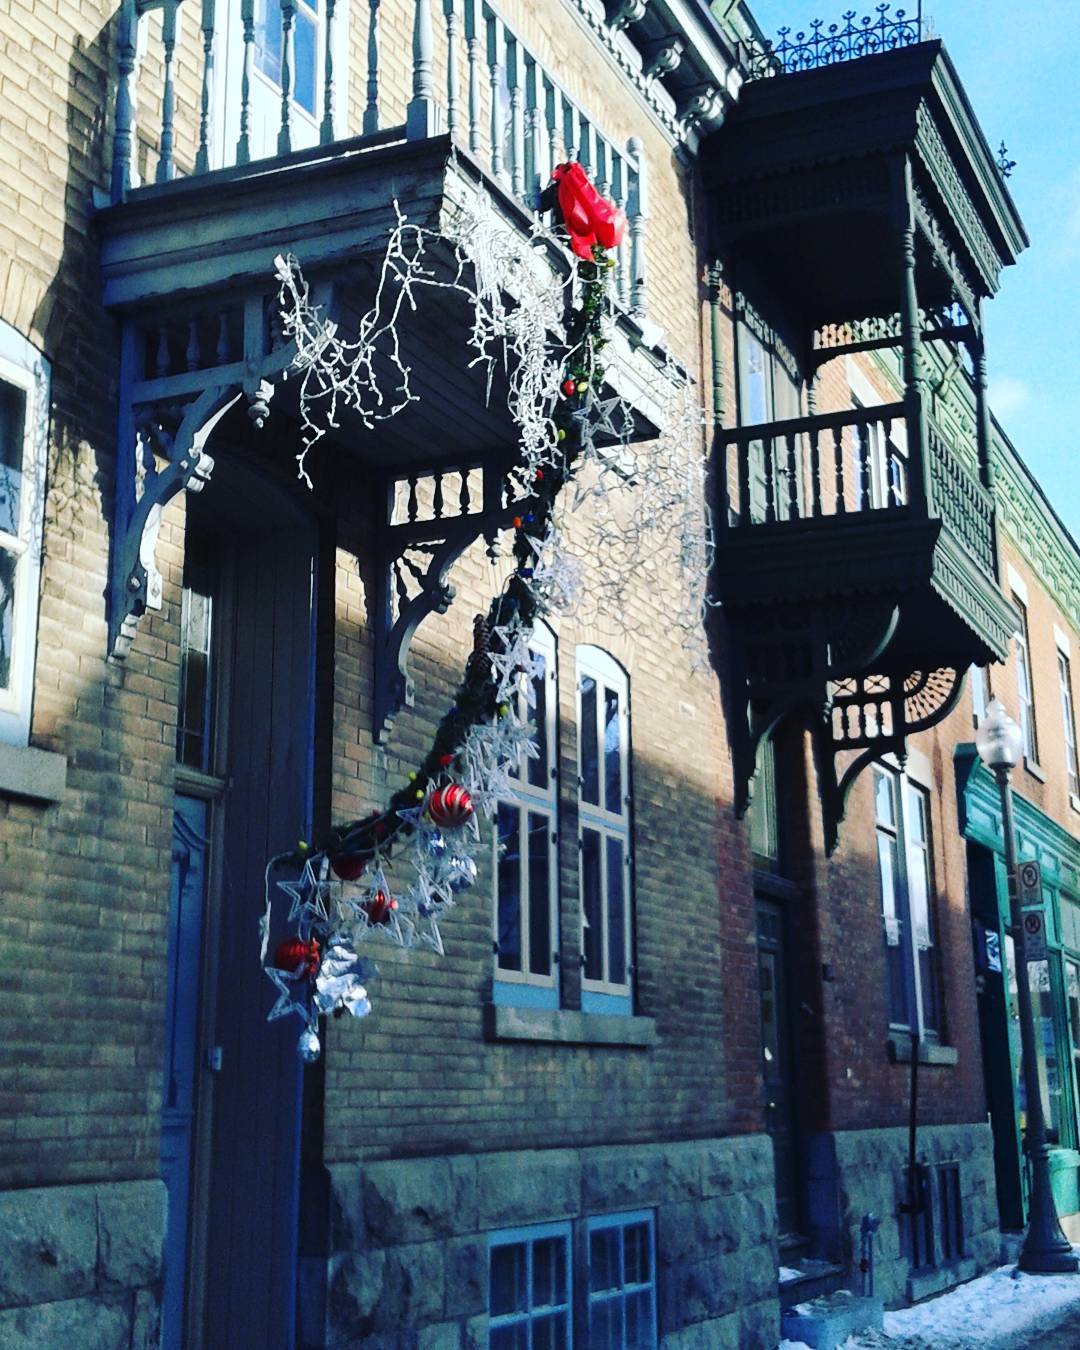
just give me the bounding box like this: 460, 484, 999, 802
109, 386, 241, 657
644, 37, 684, 81
609, 0, 648, 31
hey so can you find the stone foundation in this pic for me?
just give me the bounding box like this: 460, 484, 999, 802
806, 1123, 999, 1306
0, 1179, 165, 1349
324, 1135, 779, 1349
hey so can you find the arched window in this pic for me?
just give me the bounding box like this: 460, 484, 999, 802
0, 321, 49, 747
577, 645, 632, 1014
493, 621, 560, 1008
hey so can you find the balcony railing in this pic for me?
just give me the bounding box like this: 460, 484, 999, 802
717, 401, 907, 526
741, 4, 928, 80
927, 417, 995, 579
110, 0, 649, 313
716, 399, 998, 582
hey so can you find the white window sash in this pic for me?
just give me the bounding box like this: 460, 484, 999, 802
0, 337, 48, 741
577, 647, 632, 999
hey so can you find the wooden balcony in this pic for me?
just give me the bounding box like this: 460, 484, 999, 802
98, 0, 681, 736
712, 398, 1018, 849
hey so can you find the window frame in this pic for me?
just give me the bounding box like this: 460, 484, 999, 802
0, 324, 50, 747
874, 764, 942, 1040
969, 663, 988, 728
585, 1209, 658, 1349
577, 646, 633, 1015
493, 622, 561, 1009
1056, 648, 1079, 800
1013, 596, 1039, 766
488, 1220, 573, 1349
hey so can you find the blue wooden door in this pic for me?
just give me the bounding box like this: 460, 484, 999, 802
161, 508, 317, 1350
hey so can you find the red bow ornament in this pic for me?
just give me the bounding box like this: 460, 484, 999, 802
552, 162, 627, 260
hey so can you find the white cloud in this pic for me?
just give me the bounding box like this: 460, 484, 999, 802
988, 375, 1031, 418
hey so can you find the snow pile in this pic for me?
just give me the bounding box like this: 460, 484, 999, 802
877, 1259, 1080, 1345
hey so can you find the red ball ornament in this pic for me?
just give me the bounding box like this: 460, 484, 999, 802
428, 784, 475, 829
561, 378, 576, 396
331, 853, 366, 880
273, 936, 321, 978
362, 889, 398, 925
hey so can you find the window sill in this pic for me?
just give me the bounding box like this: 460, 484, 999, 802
0, 742, 67, 803
483, 1003, 656, 1048
1024, 758, 1046, 784
887, 1035, 958, 1067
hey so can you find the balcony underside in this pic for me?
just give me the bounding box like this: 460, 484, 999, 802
98, 132, 671, 468
100, 132, 680, 739
714, 512, 1016, 673
702, 41, 1026, 325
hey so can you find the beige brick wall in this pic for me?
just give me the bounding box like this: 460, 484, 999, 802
0, 0, 760, 1193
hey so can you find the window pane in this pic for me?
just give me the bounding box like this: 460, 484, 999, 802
0, 380, 26, 538
294, 10, 318, 114
970, 664, 987, 724
1030, 960, 1064, 1143
490, 1242, 527, 1316
1068, 961, 1080, 1047
0, 549, 16, 691
254, 0, 283, 85
527, 651, 548, 789
743, 332, 769, 424
589, 1296, 622, 1348
590, 1225, 620, 1292
177, 536, 215, 772
625, 1288, 653, 1348
607, 836, 626, 986
527, 812, 551, 977
582, 829, 603, 982
874, 769, 895, 827
624, 1223, 650, 1285
1059, 653, 1079, 797
532, 1313, 568, 1350
532, 1235, 567, 1307
580, 674, 599, 805
496, 804, 522, 971
604, 685, 622, 814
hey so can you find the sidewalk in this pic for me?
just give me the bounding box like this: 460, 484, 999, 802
781, 1254, 1080, 1349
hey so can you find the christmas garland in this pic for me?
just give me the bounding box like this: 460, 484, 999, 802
261, 169, 626, 1061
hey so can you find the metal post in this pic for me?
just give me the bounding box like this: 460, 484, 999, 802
996, 764, 1078, 1273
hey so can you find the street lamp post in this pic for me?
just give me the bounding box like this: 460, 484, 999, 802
976, 700, 1078, 1273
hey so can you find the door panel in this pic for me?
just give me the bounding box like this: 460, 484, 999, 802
756, 898, 801, 1236
202, 526, 316, 1349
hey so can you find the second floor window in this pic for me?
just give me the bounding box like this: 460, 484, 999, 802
578, 646, 632, 1013
1058, 650, 1078, 800
255, 0, 321, 119
0, 324, 49, 748
875, 767, 940, 1037
494, 624, 559, 1007
1014, 598, 1038, 765
970, 664, 988, 727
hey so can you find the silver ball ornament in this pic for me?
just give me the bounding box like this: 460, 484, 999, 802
297, 1027, 321, 1063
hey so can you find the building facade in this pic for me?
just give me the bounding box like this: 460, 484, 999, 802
0, 1, 1073, 1348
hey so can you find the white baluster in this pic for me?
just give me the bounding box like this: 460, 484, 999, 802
364, 0, 381, 133
627, 136, 648, 316
407, 0, 440, 138
112, 0, 138, 200
544, 77, 561, 176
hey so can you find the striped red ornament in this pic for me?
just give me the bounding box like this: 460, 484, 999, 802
427, 784, 475, 829
362, 890, 397, 925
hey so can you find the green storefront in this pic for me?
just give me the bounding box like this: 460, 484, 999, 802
957, 745, 1080, 1232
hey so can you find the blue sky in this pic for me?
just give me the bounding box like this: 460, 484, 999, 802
744, 0, 1080, 538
